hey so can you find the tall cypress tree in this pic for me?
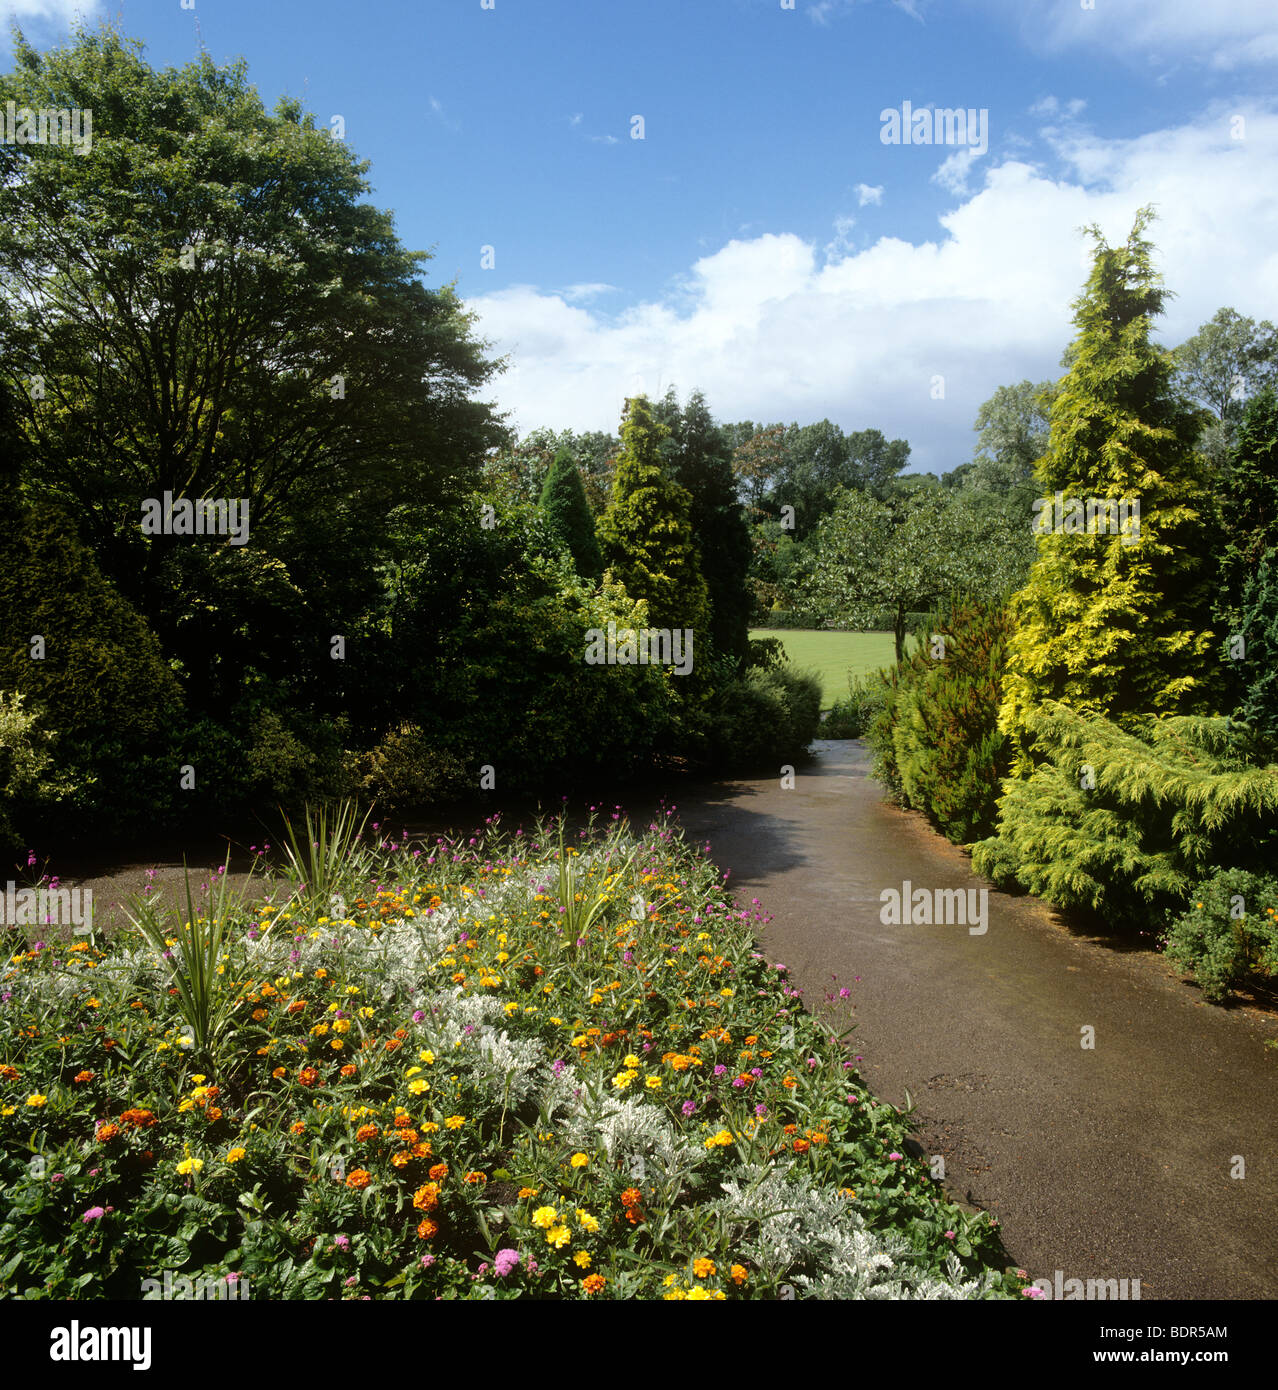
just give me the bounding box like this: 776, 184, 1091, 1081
656, 388, 753, 664
999, 208, 1218, 762
596, 395, 709, 637
540, 446, 603, 579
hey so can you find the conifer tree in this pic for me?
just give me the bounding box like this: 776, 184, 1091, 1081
998, 208, 1219, 762
596, 396, 710, 637
540, 446, 603, 579
656, 388, 753, 664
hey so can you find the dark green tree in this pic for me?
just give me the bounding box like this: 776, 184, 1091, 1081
596, 396, 709, 636
540, 447, 603, 579
0, 22, 506, 722
654, 388, 752, 664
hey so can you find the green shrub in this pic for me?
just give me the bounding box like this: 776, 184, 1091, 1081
1163, 868, 1278, 1002
347, 725, 469, 813
972, 704, 1278, 929
707, 666, 822, 767
0, 505, 185, 838
868, 596, 1012, 843
0, 691, 57, 851
745, 636, 788, 673
824, 673, 890, 739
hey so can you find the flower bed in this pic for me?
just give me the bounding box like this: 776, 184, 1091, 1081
0, 808, 1026, 1300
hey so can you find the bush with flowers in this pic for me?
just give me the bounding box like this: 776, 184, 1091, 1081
0, 806, 1030, 1299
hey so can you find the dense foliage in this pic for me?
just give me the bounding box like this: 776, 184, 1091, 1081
869, 597, 1014, 844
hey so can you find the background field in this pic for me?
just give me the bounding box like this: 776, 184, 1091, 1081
750, 628, 908, 707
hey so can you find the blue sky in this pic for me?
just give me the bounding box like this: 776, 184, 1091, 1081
6, 0, 1278, 471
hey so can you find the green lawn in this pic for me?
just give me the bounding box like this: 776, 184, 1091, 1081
751, 628, 907, 707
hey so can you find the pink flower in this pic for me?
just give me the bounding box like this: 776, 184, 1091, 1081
888, 1152, 903, 1161
1022, 1286, 1044, 1299
494, 1248, 520, 1278
81, 1206, 105, 1223
944, 1231, 955, 1239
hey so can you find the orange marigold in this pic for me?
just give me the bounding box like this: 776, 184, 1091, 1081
345, 1169, 372, 1189
429, 1163, 448, 1181
416, 1218, 438, 1239
356, 1124, 379, 1142
582, 1273, 605, 1295
297, 1067, 319, 1087
73, 1070, 94, 1083
620, 1187, 642, 1208
340, 1064, 357, 1078
412, 1182, 440, 1212
95, 1122, 120, 1142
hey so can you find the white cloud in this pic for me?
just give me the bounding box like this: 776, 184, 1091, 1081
561, 283, 617, 303
856, 182, 884, 206
824, 214, 857, 258
1028, 95, 1088, 120
979, 0, 1278, 70
0, 0, 98, 24
932, 148, 980, 195
465, 106, 1278, 472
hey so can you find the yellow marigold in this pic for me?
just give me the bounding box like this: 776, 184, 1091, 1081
569, 1152, 589, 1168
531, 1205, 558, 1229
687, 1287, 726, 1300
175, 1157, 203, 1176
573, 1251, 592, 1268
444, 1115, 465, 1129
704, 1129, 734, 1149
224, 1148, 246, 1164
25, 1094, 47, 1108
408, 1079, 429, 1095
546, 1225, 571, 1249
576, 1210, 600, 1234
